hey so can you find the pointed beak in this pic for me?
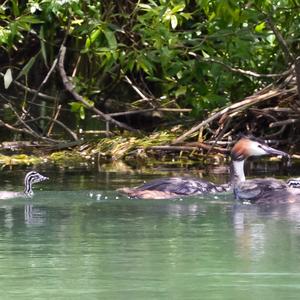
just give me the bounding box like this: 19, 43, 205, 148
39, 175, 49, 182
260, 144, 289, 158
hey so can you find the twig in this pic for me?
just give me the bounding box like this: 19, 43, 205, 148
0, 72, 57, 101
92, 108, 192, 118
47, 104, 61, 137
31, 58, 58, 104
295, 57, 300, 100
58, 45, 138, 132
172, 89, 284, 144
188, 52, 293, 78
147, 145, 201, 152
269, 119, 300, 127
123, 74, 154, 107
33, 116, 78, 141
5, 102, 58, 143
0, 94, 58, 142
266, 16, 294, 63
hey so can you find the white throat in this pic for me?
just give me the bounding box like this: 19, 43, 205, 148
231, 160, 246, 183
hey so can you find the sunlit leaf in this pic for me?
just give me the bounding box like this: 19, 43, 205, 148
255, 22, 266, 32
4, 68, 13, 89
170, 15, 178, 29
85, 28, 101, 49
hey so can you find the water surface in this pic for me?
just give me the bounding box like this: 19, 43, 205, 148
0, 168, 299, 299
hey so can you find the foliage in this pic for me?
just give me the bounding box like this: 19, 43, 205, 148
0, 0, 299, 132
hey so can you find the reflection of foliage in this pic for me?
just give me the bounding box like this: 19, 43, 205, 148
0, 1, 299, 140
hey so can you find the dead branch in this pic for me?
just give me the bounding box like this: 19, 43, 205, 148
294, 57, 300, 99
266, 16, 294, 63
0, 72, 57, 101
31, 58, 58, 104
58, 45, 138, 132
47, 104, 61, 137
269, 119, 300, 127
147, 145, 201, 152
172, 88, 286, 144
188, 52, 293, 78
92, 108, 192, 118
33, 116, 78, 141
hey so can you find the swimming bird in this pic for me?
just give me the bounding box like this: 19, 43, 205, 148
0, 171, 48, 200
228, 138, 300, 204
118, 137, 289, 200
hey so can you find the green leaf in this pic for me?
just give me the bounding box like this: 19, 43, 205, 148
138, 3, 152, 10
175, 86, 187, 97
39, 27, 48, 67
266, 33, 275, 45
79, 105, 85, 120
85, 28, 101, 49
11, 0, 20, 17
255, 22, 266, 32
103, 29, 117, 50
15, 55, 37, 80
171, 4, 185, 13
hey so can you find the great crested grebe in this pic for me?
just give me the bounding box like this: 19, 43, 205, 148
118, 137, 291, 200
0, 171, 48, 200
229, 138, 300, 204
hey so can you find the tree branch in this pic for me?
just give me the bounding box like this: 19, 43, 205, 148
58, 45, 138, 132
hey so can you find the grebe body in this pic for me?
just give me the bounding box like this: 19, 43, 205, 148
234, 178, 299, 204
119, 177, 229, 199
118, 137, 289, 200
0, 171, 48, 200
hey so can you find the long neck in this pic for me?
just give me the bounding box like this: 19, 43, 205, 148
24, 178, 33, 197
230, 160, 245, 185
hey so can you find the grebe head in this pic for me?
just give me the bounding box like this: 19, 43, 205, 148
24, 171, 48, 196
231, 138, 289, 161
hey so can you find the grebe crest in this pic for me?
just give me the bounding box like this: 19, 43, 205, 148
231, 137, 288, 161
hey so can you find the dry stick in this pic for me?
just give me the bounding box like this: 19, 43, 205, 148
33, 116, 78, 141
266, 16, 294, 63
265, 125, 287, 138
0, 119, 32, 135
294, 57, 300, 100
0, 94, 58, 142
23, 57, 59, 124
0, 116, 60, 143
269, 119, 300, 127
124, 75, 149, 100
208, 116, 232, 154
147, 145, 203, 152
0, 72, 57, 101
188, 52, 293, 78
172, 89, 286, 144
147, 142, 228, 154
6, 102, 59, 143
31, 58, 58, 104
123, 73, 156, 108
47, 104, 63, 137
102, 108, 192, 117
203, 57, 292, 78
58, 46, 137, 132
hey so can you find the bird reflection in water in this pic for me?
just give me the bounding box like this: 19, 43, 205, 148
24, 204, 47, 226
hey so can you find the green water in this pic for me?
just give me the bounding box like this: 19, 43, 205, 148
0, 169, 300, 299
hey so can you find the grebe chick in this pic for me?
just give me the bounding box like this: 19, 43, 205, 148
118, 137, 288, 200
0, 171, 48, 200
